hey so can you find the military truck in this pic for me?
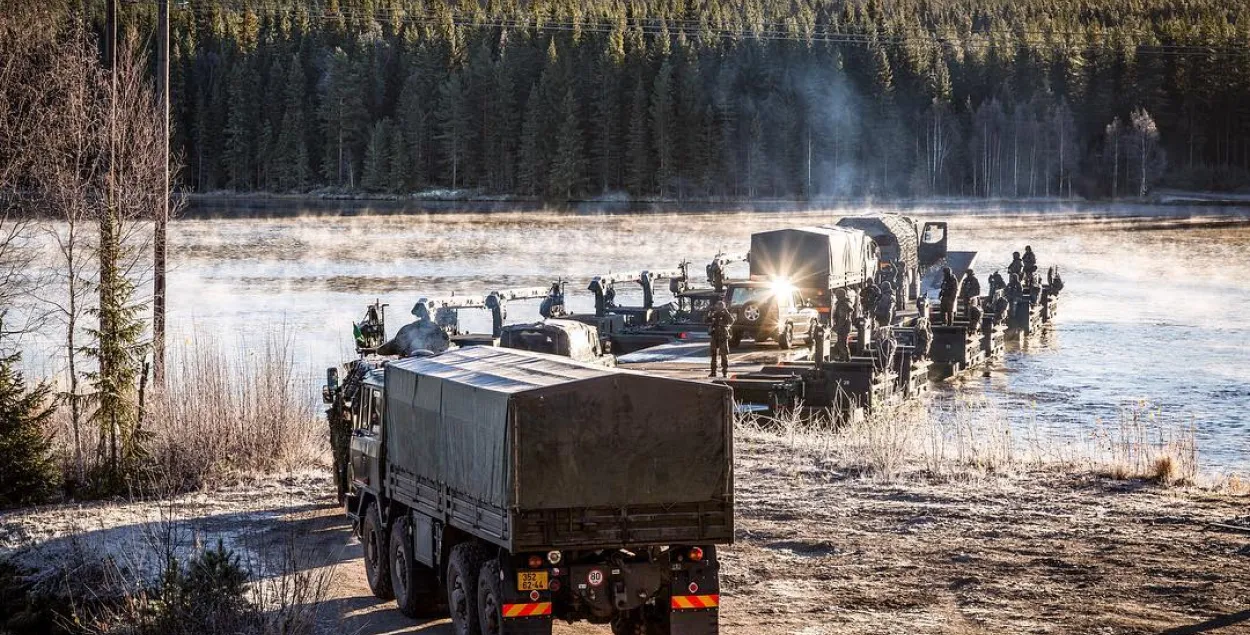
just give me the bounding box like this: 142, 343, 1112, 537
498, 319, 615, 366
332, 347, 733, 635
748, 227, 880, 311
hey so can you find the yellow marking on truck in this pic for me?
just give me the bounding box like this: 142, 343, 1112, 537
516, 571, 549, 591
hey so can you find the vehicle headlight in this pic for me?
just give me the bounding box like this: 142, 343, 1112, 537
547, 550, 562, 565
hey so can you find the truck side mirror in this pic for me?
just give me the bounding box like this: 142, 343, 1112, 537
323, 367, 339, 404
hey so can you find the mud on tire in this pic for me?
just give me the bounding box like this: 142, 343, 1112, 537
363, 503, 393, 600
447, 542, 492, 635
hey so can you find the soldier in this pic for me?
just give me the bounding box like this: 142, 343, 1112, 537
939, 266, 959, 326
874, 328, 898, 374
862, 278, 881, 318
707, 300, 734, 378
991, 290, 1010, 324
376, 302, 451, 356
914, 317, 932, 361
966, 300, 983, 334
874, 280, 896, 327
1022, 245, 1038, 278
1007, 251, 1024, 278
1050, 266, 1065, 295
1006, 273, 1024, 301
832, 288, 855, 361
960, 268, 982, 301
988, 270, 1006, 298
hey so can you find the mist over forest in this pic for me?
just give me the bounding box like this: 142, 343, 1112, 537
82, 0, 1246, 201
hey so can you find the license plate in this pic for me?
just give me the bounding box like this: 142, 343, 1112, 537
517, 571, 548, 591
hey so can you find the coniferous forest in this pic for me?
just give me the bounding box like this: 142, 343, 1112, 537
106, 0, 1250, 200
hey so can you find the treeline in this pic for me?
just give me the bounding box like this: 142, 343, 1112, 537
108, 0, 1250, 199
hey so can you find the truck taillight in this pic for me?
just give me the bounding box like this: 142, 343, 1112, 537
689, 547, 704, 562
528, 555, 544, 569
550, 578, 562, 592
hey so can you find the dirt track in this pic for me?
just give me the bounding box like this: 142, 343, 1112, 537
5, 433, 1249, 635
306, 432, 1250, 635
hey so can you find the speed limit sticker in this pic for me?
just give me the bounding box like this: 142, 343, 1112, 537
587, 569, 605, 587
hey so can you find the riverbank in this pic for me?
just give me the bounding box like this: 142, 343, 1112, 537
3, 418, 1247, 635
178, 190, 1250, 219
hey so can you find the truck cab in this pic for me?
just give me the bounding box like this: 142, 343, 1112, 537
724, 280, 819, 349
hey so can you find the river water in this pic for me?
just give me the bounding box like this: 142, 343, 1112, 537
29, 202, 1250, 472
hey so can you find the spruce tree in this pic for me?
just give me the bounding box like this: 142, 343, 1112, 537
0, 335, 58, 508
650, 57, 676, 198
549, 87, 584, 199
362, 119, 391, 192
436, 71, 472, 189
626, 73, 651, 195
517, 84, 545, 196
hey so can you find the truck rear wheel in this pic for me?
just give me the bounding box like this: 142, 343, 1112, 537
477, 560, 503, 635
363, 503, 393, 600
390, 514, 443, 618
448, 543, 490, 635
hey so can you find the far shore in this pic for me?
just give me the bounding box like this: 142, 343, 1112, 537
179, 189, 1250, 219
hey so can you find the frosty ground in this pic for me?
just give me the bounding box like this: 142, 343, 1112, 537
4, 425, 1247, 635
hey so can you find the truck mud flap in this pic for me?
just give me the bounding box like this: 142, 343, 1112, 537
498, 613, 552, 635
664, 552, 720, 635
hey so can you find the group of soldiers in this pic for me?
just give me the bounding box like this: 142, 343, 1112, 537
933, 245, 1064, 335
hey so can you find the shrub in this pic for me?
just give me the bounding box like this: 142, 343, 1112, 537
0, 341, 59, 508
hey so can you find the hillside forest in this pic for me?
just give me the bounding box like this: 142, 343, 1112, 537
91, 0, 1250, 199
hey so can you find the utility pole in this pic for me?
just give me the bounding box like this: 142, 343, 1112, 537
153, 0, 170, 386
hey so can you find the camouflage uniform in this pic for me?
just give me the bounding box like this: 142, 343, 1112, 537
1007, 252, 1024, 278
938, 267, 959, 326
874, 281, 896, 328
707, 301, 734, 377
1022, 246, 1038, 278
832, 290, 855, 361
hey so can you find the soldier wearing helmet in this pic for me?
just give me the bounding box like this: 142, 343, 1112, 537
707, 299, 735, 378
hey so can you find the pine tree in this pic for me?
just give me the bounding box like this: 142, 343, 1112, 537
548, 87, 584, 199
436, 71, 472, 189
0, 336, 57, 508
362, 119, 392, 192
319, 48, 368, 187
626, 72, 651, 195
651, 58, 676, 198
222, 57, 260, 189
518, 83, 545, 196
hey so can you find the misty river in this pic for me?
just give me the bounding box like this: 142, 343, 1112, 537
26, 202, 1250, 473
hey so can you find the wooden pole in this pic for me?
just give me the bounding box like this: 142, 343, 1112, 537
153, 0, 169, 386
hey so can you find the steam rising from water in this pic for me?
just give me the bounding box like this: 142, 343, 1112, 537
22, 203, 1250, 470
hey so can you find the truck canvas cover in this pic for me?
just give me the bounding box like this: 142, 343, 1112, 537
750, 226, 877, 290
383, 347, 732, 514
833, 214, 919, 273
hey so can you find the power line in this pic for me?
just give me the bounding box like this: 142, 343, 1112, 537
152, 1, 1250, 58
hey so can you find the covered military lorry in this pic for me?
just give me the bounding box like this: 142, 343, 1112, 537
748, 226, 878, 292
340, 346, 733, 635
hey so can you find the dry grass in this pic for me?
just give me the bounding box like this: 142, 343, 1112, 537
145, 332, 324, 491
1085, 403, 1198, 485
49, 330, 325, 495
736, 394, 1218, 489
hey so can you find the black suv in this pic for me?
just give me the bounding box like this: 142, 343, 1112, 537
725, 281, 820, 348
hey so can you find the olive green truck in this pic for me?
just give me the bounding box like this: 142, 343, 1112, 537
334, 346, 734, 635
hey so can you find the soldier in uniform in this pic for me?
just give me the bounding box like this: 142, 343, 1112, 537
988, 270, 1006, 298
831, 288, 855, 361
938, 266, 959, 326
874, 328, 898, 374
966, 300, 983, 334
1007, 251, 1024, 278
874, 280, 896, 327
707, 300, 734, 378
991, 290, 1010, 324
862, 278, 881, 318
1006, 273, 1024, 301
914, 317, 932, 360
960, 268, 982, 301
1022, 245, 1038, 278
